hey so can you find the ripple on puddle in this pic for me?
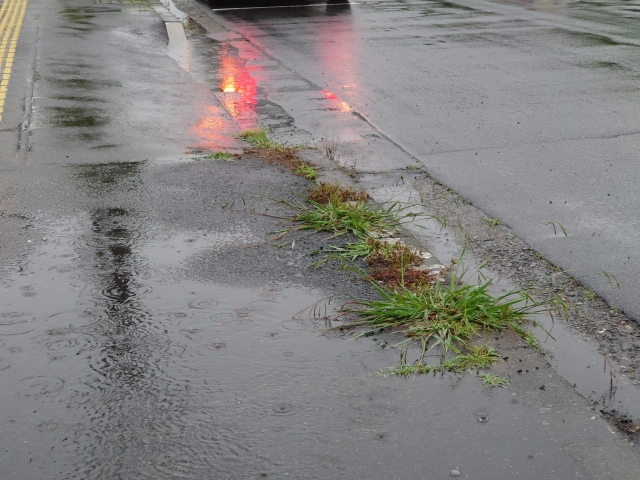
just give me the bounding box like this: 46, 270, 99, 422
272, 402, 293, 415
0, 313, 35, 325
188, 299, 219, 309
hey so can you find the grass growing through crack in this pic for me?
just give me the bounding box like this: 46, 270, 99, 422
317, 136, 340, 162
322, 237, 418, 263
240, 128, 319, 181
280, 182, 426, 243
448, 345, 500, 370
366, 240, 422, 268
342, 273, 555, 373
277, 178, 557, 386
317, 237, 436, 287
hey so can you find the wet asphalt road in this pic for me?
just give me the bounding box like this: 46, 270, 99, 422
190, 0, 640, 322
1, 0, 640, 477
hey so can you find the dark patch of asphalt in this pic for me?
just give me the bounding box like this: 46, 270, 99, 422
0, 0, 639, 477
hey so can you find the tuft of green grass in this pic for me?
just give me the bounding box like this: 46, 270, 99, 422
322, 238, 418, 264
239, 129, 284, 150
343, 276, 553, 364
584, 289, 597, 301
323, 238, 379, 262
521, 330, 541, 350
317, 237, 436, 289
206, 151, 235, 161
478, 373, 509, 388
446, 345, 500, 371
295, 164, 317, 180
279, 198, 409, 241
484, 218, 500, 227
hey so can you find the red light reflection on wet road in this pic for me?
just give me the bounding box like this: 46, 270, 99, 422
321, 89, 351, 112
316, 8, 356, 113
190, 42, 263, 150
216, 43, 261, 129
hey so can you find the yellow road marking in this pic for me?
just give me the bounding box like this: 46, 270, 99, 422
0, 0, 28, 122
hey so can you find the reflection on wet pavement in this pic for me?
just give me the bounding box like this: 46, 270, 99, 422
191, 103, 241, 150
217, 42, 260, 127
177, 0, 417, 169
183, 27, 262, 131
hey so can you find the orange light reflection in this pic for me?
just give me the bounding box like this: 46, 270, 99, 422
316, 10, 356, 114
321, 89, 351, 112
217, 43, 261, 129
191, 104, 240, 151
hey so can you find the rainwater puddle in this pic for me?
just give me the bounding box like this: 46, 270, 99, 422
0, 206, 594, 479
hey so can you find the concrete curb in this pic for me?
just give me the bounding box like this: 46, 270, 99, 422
148, 0, 187, 42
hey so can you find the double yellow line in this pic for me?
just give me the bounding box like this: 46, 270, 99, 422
0, 0, 28, 122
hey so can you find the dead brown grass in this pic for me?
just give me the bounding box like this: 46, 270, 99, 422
368, 266, 437, 290
360, 239, 437, 289
307, 182, 369, 204
366, 241, 422, 268
247, 146, 303, 171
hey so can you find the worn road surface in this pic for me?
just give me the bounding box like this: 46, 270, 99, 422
1, 0, 640, 477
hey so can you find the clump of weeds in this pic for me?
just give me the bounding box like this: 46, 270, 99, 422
323, 237, 417, 264
279, 178, 559, 388
366, 239, 422, 267
478, 373, 510, 388
295, 164, 317, 180
240, 129, 284, 150
341, 268, 558, 376
319, 237, 436, 289
307, 182, 368, 204
365, 241, 437, 289
206, 151, 235, 161
240, 128, 318, 181
370, 267, 438, 290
